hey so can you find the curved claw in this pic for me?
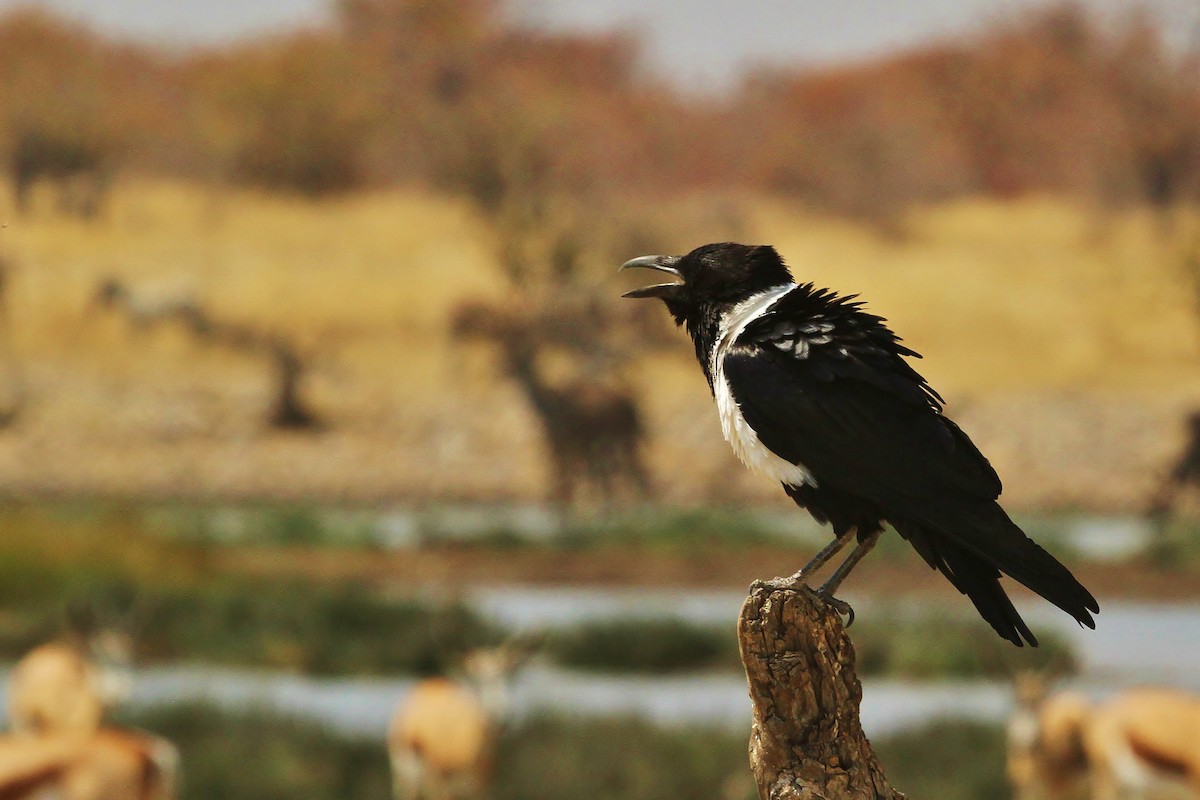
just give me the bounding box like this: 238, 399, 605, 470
817, 591, 856, 627
753, 578, 857, 627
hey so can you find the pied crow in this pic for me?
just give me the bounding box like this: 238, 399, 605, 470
621, 242, 1098, 646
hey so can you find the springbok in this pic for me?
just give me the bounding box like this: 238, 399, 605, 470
92, 279, 202, 331
1083, 688, 1199, 800
1007, 674, 1091, 800
1148, 411, 1200, 525
6, 624, 179, 800
92, 276, 323, 429
1008, 676, 1200, 800
8, 630, 133, 737
388, 645, 531, 800
0, 727, 177, 800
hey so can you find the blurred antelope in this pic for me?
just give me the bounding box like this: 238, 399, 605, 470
1008, 675, 1200, 800
92, 279, 202, 331
1008, 674, 1092, 800
1148, 411, 1200, 525
388, 645, 532, 800
1083, 688, 1199, 800
92, 276, 322, 429
7, 604, 137, 736
11, 129, 110, 219
451, 300, 651, 508
0, 728, 177, 800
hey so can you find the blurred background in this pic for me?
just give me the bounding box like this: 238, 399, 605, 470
0, 0, 1197, 798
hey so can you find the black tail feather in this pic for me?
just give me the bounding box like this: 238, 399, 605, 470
955, 502, 1098, 630
914, 499, 1098, 633
896, 521, 1038, 646
895, 501, 1099, 647
939, 541, 1038, 647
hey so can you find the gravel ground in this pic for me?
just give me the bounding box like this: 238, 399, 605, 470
0, 379, 1193, 514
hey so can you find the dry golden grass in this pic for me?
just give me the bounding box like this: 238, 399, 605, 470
0, 179, 1195, 508
4, 180, 500, 370
755, 197, 1200, 394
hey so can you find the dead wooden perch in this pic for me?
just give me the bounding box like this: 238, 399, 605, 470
738, 586, 903, 800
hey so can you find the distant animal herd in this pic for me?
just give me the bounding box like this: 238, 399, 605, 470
0, 617, 533, 800
2, 618, 1200, 799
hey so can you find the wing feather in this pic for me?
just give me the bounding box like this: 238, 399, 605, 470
722, 346, 998, 502
722, 346, 1097, 630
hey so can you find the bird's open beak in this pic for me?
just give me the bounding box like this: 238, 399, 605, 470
619, 255, 683, 299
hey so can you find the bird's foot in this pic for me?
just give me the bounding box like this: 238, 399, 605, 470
749, 568, 810, 593
815, 589, 856, 627
748, 575, 856, 626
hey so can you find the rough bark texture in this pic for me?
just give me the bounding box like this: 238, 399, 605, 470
739, 586, 904, 800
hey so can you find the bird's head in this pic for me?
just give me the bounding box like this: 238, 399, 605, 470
620, 242, 794, 325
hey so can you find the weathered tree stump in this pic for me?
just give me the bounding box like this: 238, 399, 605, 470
738, 586, 903, 800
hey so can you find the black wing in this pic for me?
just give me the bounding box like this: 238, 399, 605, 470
734, 284, 1001, 502
726, 293, 1097, 639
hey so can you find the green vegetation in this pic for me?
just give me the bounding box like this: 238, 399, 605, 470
12, 497, 1113, 581
122, 704, 754, 800
875, 719, 1009, 800
121, 702, 1006, 800
1145, 516, 1200, 570
0, 576, 1079, 677
546, 618, 739, 674
136, 583, 501, 676
143, 502, 815, 551
0, 500, 1080, 678
494, 715, 754, 800
556, 508, 815, 551
119, 704, 390, 800
0, 578, 502, 677
144, 503, 385, 549
7, 499, 808, 552
0, 501, 503, 674
542, 609, 1077, 678
852, 612, 1078, 679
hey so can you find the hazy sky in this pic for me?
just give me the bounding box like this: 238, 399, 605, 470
1, 0, 1196, 91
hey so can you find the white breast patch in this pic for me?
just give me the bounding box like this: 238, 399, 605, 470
711, 284, 817, 488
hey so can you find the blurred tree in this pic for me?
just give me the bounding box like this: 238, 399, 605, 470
1103, 8, 1200, 213
0, 12, 113, 216
735, 2, 1200, 222
190, 33, 373, 195
0, 10, 188, 198
335, 1, 686, 508
2, 1, 1196, 219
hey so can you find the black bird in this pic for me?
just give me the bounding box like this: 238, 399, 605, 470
621, 242, 1098, 646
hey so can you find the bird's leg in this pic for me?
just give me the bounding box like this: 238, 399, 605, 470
814, 529, 883, 626
751, 528, 857, 591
